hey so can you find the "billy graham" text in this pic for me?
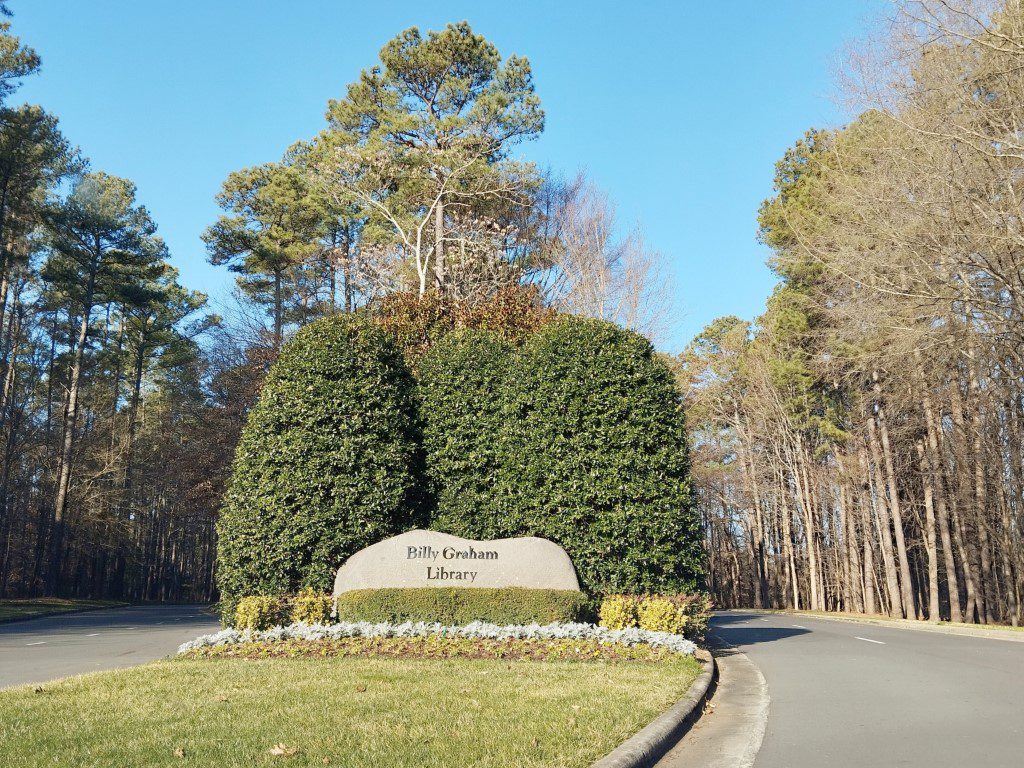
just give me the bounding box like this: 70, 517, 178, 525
407, 544, 499, 584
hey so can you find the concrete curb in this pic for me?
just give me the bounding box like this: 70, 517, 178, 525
590, 651, 717, 768
739, 608, 1024, 643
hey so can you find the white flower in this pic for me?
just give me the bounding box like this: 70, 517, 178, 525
176, 620, 697, 656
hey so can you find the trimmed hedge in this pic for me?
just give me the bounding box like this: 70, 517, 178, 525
216, 314, 424, 619
217, 306, 705, 615
496, 317, 703, 596
333, 587, 587, 625
418, 330, 513, 539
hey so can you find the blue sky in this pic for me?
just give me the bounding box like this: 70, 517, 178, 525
12, 0, 886, 353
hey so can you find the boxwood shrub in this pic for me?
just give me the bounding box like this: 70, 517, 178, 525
216, 314, 424, 619
495, 316, 703, 596
417, 330, 513, 539
333, 587, 587, 625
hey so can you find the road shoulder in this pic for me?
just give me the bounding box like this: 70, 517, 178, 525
655, 638, 768, 768
736, 609, 1024, 643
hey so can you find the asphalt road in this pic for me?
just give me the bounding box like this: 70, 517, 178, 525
711, 611, 1024, 768
0, 604, 220, 689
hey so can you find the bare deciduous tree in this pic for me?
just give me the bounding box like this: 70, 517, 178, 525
539, 177, 672, 342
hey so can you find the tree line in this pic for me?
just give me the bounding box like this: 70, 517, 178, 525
0, 18, 670, 600
684, 0, 1024, 626
0, 5, 226, 601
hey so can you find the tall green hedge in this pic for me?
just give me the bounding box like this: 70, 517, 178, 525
495, 316, 702, 595
216, 314, 423, 616
418, 330, 513, 539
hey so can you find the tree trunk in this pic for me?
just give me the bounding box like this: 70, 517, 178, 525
917, 358, 963, 623
865, 424, 903, 617
273, 268, 283, 348
122, 332, 148, 503
872, 373, 918, 619
778, 466, 800, 610
857, 470, 878, 615
433, 197, 445, 289
917, 440, 941, 622
50, 267, 97, 592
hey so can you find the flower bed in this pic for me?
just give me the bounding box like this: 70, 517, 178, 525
180, 636, 683, 662
178, 620, 698, 659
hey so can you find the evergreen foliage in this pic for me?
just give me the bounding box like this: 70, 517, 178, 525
417, 329, 513, 539
216, 314, 424, 615
496, 317, 702, 595
219, 312, 704, 608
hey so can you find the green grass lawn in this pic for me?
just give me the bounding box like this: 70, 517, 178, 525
0, 655, 701, 768
0, 597, 125, 622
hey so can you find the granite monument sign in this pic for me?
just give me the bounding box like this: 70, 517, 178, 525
333, 529, 580, 598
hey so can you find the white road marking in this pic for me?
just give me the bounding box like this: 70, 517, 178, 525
26, 641, 45, 646
793, 624, 807, 629
761, 619, 769, 622
855, 636, 886, 645
85, 633, 99, 637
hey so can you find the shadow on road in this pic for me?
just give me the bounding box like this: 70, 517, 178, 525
0, 604, 215, 638
709, 611, 810, 648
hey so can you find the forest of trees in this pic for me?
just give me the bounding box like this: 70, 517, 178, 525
0, 17, 667, 601
684, 1, 1024, 626
0, 6, 224, 601
2, 2, 1021, 626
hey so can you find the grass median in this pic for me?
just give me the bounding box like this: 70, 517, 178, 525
0, 654, 701, 768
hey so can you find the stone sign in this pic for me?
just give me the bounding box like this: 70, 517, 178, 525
333, 529, 580, 596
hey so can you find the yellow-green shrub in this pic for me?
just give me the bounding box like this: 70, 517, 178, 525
598, 595, 639, 630
234, 596, 286, 631
637, 597, 687, 634
291, 587, 333, 624
599, 593, 712, 639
